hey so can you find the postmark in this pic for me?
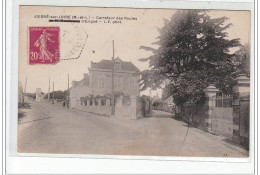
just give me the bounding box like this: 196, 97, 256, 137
60, 24, 88, 61
29, 27, 60, 64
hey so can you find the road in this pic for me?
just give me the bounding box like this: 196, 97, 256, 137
18, 99, 249, 157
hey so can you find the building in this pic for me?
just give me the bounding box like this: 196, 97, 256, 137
70, 58, 140, 119
35, 88, 44, 102
70, 74, 90, 107
89, 57, 140, 96
162, 95, 175, 113
163, 96, 175, 107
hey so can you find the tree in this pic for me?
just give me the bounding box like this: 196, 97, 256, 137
233, 43, 250, 77
139, 10, 240, 106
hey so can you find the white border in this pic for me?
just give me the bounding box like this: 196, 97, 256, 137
6, 0, 256, 174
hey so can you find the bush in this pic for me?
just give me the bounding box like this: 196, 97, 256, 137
137, 96, 152, 117
174, 113, 183, 120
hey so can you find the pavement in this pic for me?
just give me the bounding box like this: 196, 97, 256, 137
18, 99, 249, 157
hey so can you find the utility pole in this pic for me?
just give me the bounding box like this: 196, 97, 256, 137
67, 74, 70, 108
111, 40, 115, 115
48, 77, 50, 101
52, 81, 55, 104
24, 77, 27, 94
23, 77, 27, 103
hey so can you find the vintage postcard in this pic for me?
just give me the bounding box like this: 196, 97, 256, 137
18, 6, 251, 157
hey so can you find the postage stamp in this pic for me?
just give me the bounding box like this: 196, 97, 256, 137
29, 27, 60, 64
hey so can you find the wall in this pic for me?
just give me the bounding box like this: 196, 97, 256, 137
114, 95, 138, 120
75, 95, 138, 120
238, 95, 250, 150
76, 105, 112, 116
232, 74, 250, 149
70, 86, 90, 108
211, 107, 234, 138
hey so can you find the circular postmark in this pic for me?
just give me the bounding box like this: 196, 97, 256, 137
60, 24, 88, 61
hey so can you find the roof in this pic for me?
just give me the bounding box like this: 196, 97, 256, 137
72, 74, 89, 88
91, 58, 140, 72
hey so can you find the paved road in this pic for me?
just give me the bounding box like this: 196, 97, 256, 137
18, 99, 249, 157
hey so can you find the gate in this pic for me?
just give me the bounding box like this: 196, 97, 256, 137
211, 93, 234, 138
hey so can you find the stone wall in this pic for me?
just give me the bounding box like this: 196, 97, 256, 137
114, 95, 138, 120
76, 105, 112, 116
70, 86, 90, 108
232, 74, 250, 149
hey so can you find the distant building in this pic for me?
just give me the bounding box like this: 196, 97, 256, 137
162, 95, 175, 113
35, 88, 44, 102
163, 96, 175, 107
70, 58, 140, 119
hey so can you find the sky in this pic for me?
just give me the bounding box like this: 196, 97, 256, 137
19, 6, 251, 97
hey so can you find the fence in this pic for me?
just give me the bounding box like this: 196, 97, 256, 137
74, 95, 139, 119
77, 105, 112, 116
176, 75, 250, 150
215, 93, 233, 107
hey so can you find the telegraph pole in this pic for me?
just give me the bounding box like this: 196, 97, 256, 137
52, 81, 55, 104
67, 74, 70, 108
111, 40, 115, 115
23, 77, 27, 103
24, 77, 27, 94
48, 77, 50, 101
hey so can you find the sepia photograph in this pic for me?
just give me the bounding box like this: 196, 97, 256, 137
18, 6, 250, 157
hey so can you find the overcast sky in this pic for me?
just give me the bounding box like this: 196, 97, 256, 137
19, 6, 250, 97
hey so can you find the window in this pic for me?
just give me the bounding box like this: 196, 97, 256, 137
115, 77, 122, 90
130, 77, 135, 90
114, 61, 121, 69
98, 76, 104, 88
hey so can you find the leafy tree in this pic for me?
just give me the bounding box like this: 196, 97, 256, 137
139, 10, 240, 106
24, 93, 36, 99
233, 43, 250, 76
140, 95, 152, 116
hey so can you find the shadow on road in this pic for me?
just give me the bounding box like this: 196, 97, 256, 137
148, 110, 175, 119
18, 111, 27, 123
223, 138, 247, 150
18, 102, 31, 123
18, 111, 26, 119
18, 102, 31, 109
18, 117, 54, 124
